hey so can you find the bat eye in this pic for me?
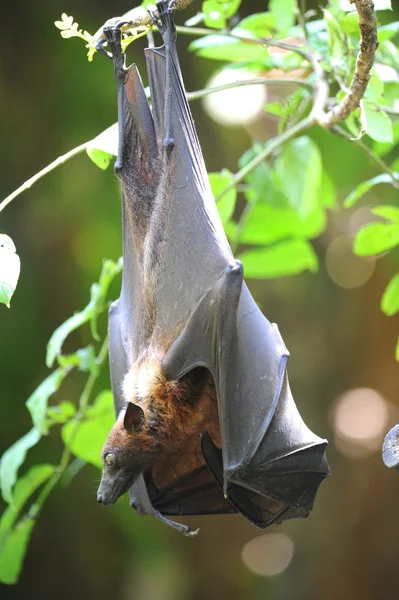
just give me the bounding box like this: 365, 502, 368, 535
105, 452, 116, 466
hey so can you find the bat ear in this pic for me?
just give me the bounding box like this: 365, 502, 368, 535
124, 403, 145, 432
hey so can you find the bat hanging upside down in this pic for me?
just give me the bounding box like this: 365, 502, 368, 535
96, 0, 329, 536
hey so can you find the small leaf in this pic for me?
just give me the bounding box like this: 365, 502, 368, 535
343, 173, 399, 208
381, 273, 399, 316
0, 464, 55, 539
0, 429, 41, 504
371, 205, 399, 223
86, 124, 118, 169
238, 240, 318, 279
269, 0, 295, 32
209, 169, 237, 224
320, 172, 337, 209
264, 101, 285, 117
26, 369, 67, 435
46, 308, 92, 368
46, 259, 122, 367
236, 12, 276, 38
378, 22, 399, 42
354, 223, 399, 256
46, 401, 76, 426
62, 391, 115, 469
0, 235, 21, 307
86, 148, 114, 170
189, 35, 271, 65
0, 518, 35, 585
239, 203, 325, 245
202, 0, 242, 29
274, 137, 322, 218
364, 102, 393, 143
90, 258, 123, 340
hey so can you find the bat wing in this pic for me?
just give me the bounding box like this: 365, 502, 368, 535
163, 272, 329, 527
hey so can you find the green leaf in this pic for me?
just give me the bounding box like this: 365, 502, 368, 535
0, 518, 35, 585
189, 35, 271, 65
209, 169, 237, 224
238, 240, 318, 278
340, 12, 359, 35
47, 308, 92, 368
264, 101, 285, 117
46, 401, 76, 426
62, 391, 115, 469
269, 0, 295, 33
371, 205, 399, 223
343, 173, 399, 208
354, 223, 399, 256
203, 0, 242, 29
372, 120, 399, 157
239, 203, 325, 245
235, 12, 277, 37
86, 148, 114, 170
364, 102, 393, 143
57, 345, 98, 375
324, 8, 348, 77
274, 137, 322, 218
0, 235, 21, 308
86, 123, 118, 170
365, 70, 384, 102
320, 172, 337, 209
46, 259, 122, 367
26, 369, 67, 435
381, 272, 399, 316
378, 21, 399, 42
0, 429, 41, 504
0, 464, 55, 539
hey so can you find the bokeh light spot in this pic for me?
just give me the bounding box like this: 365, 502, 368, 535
331, 388, 390, 458
203, 69, 266, 127
325, 236, 375, 289
241, 533, 294, 577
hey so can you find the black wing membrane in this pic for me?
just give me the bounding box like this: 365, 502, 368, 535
107, 1, 329, 535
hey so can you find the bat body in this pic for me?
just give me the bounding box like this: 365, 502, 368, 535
97, 2, 329, 536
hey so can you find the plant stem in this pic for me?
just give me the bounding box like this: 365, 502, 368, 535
29, 337, 109, 518
215, 114, 316, 202
187, 77, 314, 101
333, 126, 399, 188
0, 142, 88, 214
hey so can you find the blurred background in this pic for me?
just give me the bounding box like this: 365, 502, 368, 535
1, 0, 399, 598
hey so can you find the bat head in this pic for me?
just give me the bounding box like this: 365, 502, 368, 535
97, 402, 158, 506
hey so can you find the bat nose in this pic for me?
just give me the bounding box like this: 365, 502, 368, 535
97, 493, 103, 504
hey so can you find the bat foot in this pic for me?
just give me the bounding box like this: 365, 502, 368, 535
148, 1, 176, 37
95, 18, 130, 60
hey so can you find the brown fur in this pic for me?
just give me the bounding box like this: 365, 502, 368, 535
103, 356, 220, 469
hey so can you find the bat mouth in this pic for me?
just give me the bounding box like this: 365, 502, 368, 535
97, 472, 139, 506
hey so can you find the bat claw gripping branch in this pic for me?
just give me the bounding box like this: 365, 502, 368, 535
95, 18, 129, 65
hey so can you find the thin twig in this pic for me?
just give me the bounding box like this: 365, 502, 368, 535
0, 142, 88, 214
215, 115, 315, 202
30, 337, 109, 518
186, 77, 314, 101
333, 126, 399, 187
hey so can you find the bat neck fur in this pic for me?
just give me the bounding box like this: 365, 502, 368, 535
121, 357, 217, 449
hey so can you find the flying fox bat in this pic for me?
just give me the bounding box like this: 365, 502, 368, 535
96, 1, 329, 536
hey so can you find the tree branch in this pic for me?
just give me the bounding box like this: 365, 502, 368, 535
319, 0, 378, 127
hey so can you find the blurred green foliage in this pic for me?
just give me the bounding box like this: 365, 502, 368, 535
0, 0, 399, 595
